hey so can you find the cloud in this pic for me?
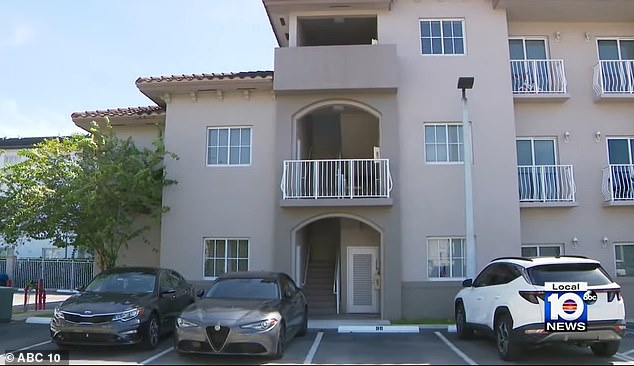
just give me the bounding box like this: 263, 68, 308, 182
0, 98, 84, 138
1, 22, 36, 47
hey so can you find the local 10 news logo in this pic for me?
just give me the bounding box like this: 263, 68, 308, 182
544, 282, 597, 332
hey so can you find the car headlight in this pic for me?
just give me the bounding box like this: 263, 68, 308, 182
240, 317, 280, 331
53, 307, 64, 320
112, 307, 143, 322
176, 317, 199, 328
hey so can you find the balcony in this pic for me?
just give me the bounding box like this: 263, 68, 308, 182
510, 60, 568, 101
518, 165, 576, 207
280, 159, 393, 207
593, 61, 634, 100
602, 165, 634, 205
273, 44, 398, 93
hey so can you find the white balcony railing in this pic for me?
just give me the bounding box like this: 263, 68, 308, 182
518, 165, 575, 202
602, 164, 634, 202
281, 159, 393, 199
510, 60, 567, 94
593, 60, 634, 96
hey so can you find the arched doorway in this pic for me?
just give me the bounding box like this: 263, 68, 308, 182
292, 215, 382, 317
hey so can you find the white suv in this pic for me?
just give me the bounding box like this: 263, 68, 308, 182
454, 256, 626, 361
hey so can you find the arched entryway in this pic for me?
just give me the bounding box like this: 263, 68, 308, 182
292, 215, 383, 317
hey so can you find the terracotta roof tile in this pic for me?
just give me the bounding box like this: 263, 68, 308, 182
135, 71, 273, 84
71, 106, 165, 119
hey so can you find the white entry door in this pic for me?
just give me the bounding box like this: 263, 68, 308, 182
347, 247, 379, 313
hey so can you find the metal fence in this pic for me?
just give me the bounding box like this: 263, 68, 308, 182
10, 258, 94, 290
0, 259, 6, 275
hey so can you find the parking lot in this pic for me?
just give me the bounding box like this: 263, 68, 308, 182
3, 320, 634, 365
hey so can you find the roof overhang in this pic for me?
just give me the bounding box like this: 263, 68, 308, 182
135, 72, 274, 107
493, 0, 634, 22
263, 0, 392, 47
71, 106, 166, 133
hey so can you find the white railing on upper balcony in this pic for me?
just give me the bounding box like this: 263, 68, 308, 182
510, 60, 567, 94
602, 164, 634, 202
593, 60, 634, 96
517, 165, 575, 202
281, 159, 393, 199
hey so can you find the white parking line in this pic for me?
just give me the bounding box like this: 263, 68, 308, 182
140, 346, 174, 365
303, 331, 323, 364
434, 331, 478, 365
613, 353, 634, 363
0, 340, 52, 358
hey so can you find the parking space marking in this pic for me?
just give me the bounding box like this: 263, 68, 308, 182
622, 349, 634, 356
614, 353, 634, 363
0, 340, 51, 358
140, 346, 174, 365
434, 331, 477, 365
303, 331, 323, 364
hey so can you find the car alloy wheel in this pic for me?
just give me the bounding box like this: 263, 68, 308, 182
455, 303, 473, 339
272, 324, 286, 359
495, 314, 521, 361
143, 315, 160, 350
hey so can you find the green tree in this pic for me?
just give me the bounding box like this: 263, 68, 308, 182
0, 120, 177, 270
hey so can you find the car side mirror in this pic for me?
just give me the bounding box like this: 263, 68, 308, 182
75, 285, 85, 292
195, 288, 205, 297
462, 279, 473, 288
284, 289, 293, 299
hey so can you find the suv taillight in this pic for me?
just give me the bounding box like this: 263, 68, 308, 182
595, 289, 621, 302
519, 291, 545, 304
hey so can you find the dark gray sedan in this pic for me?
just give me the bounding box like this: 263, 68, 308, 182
175, 271, 308, 359
50, 267, 194, 349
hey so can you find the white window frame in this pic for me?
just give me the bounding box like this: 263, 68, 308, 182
419, 18, 466, 56
521, 244, 563, 258
427, 237, 466, 280
424, 123, 464, 164
206, 126, 252, 166
615, 242, 634, 277
203, 238, 250, 279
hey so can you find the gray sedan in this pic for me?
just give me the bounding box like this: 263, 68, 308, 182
174, 271, 308, 359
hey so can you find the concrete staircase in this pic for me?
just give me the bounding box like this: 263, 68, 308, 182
303, 259, 337, 316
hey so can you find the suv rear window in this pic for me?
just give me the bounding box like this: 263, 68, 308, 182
527, 263, 613, 286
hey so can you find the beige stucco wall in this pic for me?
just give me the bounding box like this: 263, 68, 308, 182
159, 91, 277, 280
382, 0, 521, 288
510, 20, 634, 273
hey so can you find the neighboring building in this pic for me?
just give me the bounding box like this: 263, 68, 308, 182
70, 0, 634, 320
0, 137, 85, 259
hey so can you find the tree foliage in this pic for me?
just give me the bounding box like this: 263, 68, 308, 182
0, 120, 177, 270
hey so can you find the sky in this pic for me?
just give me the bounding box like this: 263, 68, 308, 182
0, 0, 278, 139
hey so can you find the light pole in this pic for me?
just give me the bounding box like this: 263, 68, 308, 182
457, 76, 475, 278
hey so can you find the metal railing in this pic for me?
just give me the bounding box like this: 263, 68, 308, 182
10, 258, 94, 290
602, 164, 634, 201
593, 60, 634, 96
0, 259, 6, 274
517, 165, 575, 202
281, 159, 393, 199
302, 244, 311, 287
510, 60, 567, 94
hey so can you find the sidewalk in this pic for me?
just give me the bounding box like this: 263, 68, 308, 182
10, 289, 73, 322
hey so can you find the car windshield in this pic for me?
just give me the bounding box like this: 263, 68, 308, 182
527, 263, 613, 286
84, 271, 156, 294
205, 278, 279, 300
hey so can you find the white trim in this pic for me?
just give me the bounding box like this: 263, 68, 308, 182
205, 126, 252, 167
419, 18, 466, 56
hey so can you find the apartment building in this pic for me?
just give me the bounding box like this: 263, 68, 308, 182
0, 137, 85, 259
70, 0, 634, 320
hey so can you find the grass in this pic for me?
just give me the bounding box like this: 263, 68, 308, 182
391, 318, 454, 325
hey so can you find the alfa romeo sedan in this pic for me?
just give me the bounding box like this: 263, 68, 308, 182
175, 271, 308, 359
50, 266, 194, 349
